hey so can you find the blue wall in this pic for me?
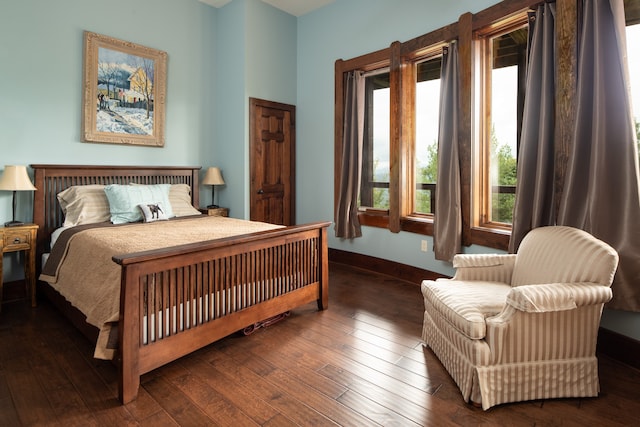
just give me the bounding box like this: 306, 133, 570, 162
0, 0, 636, 339
215, 0, 297, 218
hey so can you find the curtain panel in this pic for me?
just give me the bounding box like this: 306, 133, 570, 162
335, 70, 365, 239
433, 44, 462, 261
509, 3, 557, 253
558, 0, 640, 311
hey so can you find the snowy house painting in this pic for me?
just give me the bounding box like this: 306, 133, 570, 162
82, 31, 167, 147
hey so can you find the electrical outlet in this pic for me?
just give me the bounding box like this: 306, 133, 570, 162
421, 240, 428, 252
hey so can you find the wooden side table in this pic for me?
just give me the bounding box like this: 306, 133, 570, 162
0, 223, 38, 311
199, 207, 229, 217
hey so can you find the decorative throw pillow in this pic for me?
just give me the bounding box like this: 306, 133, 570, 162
57, 185, 111, 227
104, 183, 173, 224
138, 202, 169, 222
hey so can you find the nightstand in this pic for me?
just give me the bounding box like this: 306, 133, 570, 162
200, 207, 229, 217
0, 223, 38, 311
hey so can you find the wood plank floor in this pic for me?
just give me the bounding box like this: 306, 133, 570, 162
1, 262, 639, 426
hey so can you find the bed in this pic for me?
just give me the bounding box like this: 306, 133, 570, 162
31, 164, 330, 404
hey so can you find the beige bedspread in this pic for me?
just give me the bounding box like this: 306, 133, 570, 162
39, 216, 281, 359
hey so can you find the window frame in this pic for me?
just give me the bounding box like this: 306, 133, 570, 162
409, 49, 445, 218
473, 14, 529, 232
334, 38, 455, 235
334, 49, 392, 230
359, 68, 391, 212
625, 1, 640, 164
396, 37, 457, 236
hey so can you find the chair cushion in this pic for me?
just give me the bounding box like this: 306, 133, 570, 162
511, 226, 618, 287
421, 280, 512, 340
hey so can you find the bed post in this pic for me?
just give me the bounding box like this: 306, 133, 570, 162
318, 225, 329, 310
32, 166, 48, 275
118, 264, 141, 404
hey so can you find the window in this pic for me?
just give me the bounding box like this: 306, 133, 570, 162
626, 24, 640, 159
358, 52, 444, 225
360, 70, 390, 210
335, 31, 450, 235
414, 56, 442, 215
475, 19, 528, 228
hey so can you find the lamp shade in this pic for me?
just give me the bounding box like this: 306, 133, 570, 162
0, 165, 36, 191
202, 167, 225, 186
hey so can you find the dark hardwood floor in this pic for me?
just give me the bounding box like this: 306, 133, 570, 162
1, 262, 639, 426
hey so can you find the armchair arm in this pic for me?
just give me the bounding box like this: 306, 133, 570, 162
485, 283, 611, 365
505, 283, 613, 313
451, 254, 516, 283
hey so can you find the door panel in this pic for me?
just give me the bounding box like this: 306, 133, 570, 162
249, 98, 295, 225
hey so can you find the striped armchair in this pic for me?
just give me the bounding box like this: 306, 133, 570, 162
421, 226, 618, 410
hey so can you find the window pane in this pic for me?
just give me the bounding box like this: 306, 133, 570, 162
360, 72, 390, 209
627, 24, 640, 160
485, 26, 526, 225
415, 57, 441, 215
490, 65, 518, 224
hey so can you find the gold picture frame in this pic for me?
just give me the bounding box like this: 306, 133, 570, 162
82, 31, 167, 147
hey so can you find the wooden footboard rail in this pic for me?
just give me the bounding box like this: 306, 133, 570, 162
113, 221, 330, 404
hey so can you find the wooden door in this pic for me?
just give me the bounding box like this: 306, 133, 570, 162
249, 98, 295, 225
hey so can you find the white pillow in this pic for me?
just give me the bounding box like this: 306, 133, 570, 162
138, 202, 170, 222
57, 185, 111, 227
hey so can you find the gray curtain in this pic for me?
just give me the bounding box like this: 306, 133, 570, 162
558, 0, 640, 311
335, 70, 365, 239
509, 3, 557, 253
433, 43, 462, 261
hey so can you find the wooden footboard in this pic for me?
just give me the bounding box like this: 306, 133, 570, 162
113, 221, 330, 404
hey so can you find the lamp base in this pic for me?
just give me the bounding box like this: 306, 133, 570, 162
206, 204, 220, 209
4, 220, 25, 227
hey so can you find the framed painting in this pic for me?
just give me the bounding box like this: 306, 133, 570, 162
82, 31, 167, 147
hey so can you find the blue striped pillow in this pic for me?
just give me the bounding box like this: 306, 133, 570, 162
104, 184, 174, 224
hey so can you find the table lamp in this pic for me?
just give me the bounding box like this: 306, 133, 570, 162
0, 165, 37, 227
202, 167, 225, 208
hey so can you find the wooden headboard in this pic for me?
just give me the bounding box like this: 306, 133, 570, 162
30, 164, 201, 271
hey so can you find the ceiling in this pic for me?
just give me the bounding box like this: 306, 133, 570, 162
198, 0, 335, 17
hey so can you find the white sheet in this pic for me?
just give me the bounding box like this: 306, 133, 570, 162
42, 226, 71, 267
